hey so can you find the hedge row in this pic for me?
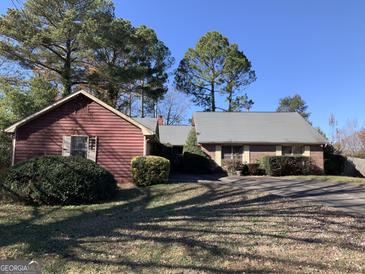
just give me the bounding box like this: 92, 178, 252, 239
261, 156, 314, 176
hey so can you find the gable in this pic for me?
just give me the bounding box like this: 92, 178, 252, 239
4, 90, 154, 136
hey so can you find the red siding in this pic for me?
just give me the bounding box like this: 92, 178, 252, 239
14, 94, 144, 183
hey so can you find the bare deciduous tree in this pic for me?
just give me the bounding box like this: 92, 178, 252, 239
335, 119, 365, 156
157, 90, 190, 125
328, 113, 338, 144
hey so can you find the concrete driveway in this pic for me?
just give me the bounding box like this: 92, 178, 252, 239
221, 176, 365, 216
171, 174, 365, 216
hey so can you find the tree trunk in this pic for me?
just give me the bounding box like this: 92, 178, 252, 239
166, 104, 172, 125
227, 90, 233, 112
211, 81, 215, 112
154, 99, 158, 118
128, 92, 132, 117
109, 86, 118, 108
140, 88, 145, 118
62, 38, 72, 97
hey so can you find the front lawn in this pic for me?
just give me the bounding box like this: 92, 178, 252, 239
284, 175, 365, 185
0, 183, 364, 273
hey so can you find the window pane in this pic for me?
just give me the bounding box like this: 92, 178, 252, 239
293, 146, 304, 155
71, 136, 88, 158
222, 146, 231, 159
282, 146, 292, 156
232, 146, 243, 161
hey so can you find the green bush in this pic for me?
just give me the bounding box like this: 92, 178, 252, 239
131, 156, 170, 186
181, 127, 212, 173
1, 156, 117, 205
324, 154, 346, 175
247, 163, 266, 175
0, 132, 11, 168
182, 152, 211, 174
240, 163, 266, 176
241, 164, 249, 176
262, 156, 312, 176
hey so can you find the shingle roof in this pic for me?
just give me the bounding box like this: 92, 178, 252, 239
193, 112, 328, 144
159, 125, 192, 146
134, 118, 158, 133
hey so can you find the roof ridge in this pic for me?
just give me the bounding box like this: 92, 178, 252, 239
160, 125, 191, 127
193, 111, 298, 114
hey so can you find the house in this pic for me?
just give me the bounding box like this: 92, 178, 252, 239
4, 90, 158, 183
158, 125, 191, 154
191, 112, 327, 171
5, 90, 327, 183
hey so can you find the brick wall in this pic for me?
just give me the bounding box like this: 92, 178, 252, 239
249, 145, 276, 163
200, 144, 215, 159
199, 143, 325, 174
310, 145, 324, 172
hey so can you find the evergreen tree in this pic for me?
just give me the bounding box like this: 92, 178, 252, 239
277, 94, 310, 120
0, 75, 58, 167
0, 0, 114, 96
183, 127, 206, 157
175, 31, 255, 112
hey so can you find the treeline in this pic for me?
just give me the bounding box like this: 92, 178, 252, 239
0, 0, 292, 166
0, 0, 173, 119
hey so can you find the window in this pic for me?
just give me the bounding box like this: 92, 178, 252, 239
282, 146, 292, 156
71, 136, 88, 157
282, 145, 304, 156
62, 136, 98, 162
222, 145, 243, 160
222, 145, 232, 159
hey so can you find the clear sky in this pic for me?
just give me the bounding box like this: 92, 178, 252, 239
1, 0, 364, 135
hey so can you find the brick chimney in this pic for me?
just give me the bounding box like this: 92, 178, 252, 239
157, 115, 164, 125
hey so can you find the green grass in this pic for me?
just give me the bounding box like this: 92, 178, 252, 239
0, 183, 364, 273
284, 175, 365, 184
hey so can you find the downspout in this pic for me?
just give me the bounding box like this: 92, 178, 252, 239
143, 135, 147, 156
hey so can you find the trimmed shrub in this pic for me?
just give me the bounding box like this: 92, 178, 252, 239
241, 164, 249, 176
1, 156, 117, 205
131, 156, 170, 186
262, 156, 312, 176
324, 154, 346, 175
247, 163, 266, 176
181, 127, 212, 173
182, 152, 211, 174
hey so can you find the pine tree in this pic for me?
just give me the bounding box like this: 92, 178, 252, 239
183, 128, 206, 157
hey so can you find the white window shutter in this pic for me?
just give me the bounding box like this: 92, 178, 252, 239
87, 136, 98, 162
62, 136, 71, 156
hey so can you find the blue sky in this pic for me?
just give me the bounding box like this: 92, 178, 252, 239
1, 0, 364, 135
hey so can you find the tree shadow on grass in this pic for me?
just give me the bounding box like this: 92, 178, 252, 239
0, 182, 364, 273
